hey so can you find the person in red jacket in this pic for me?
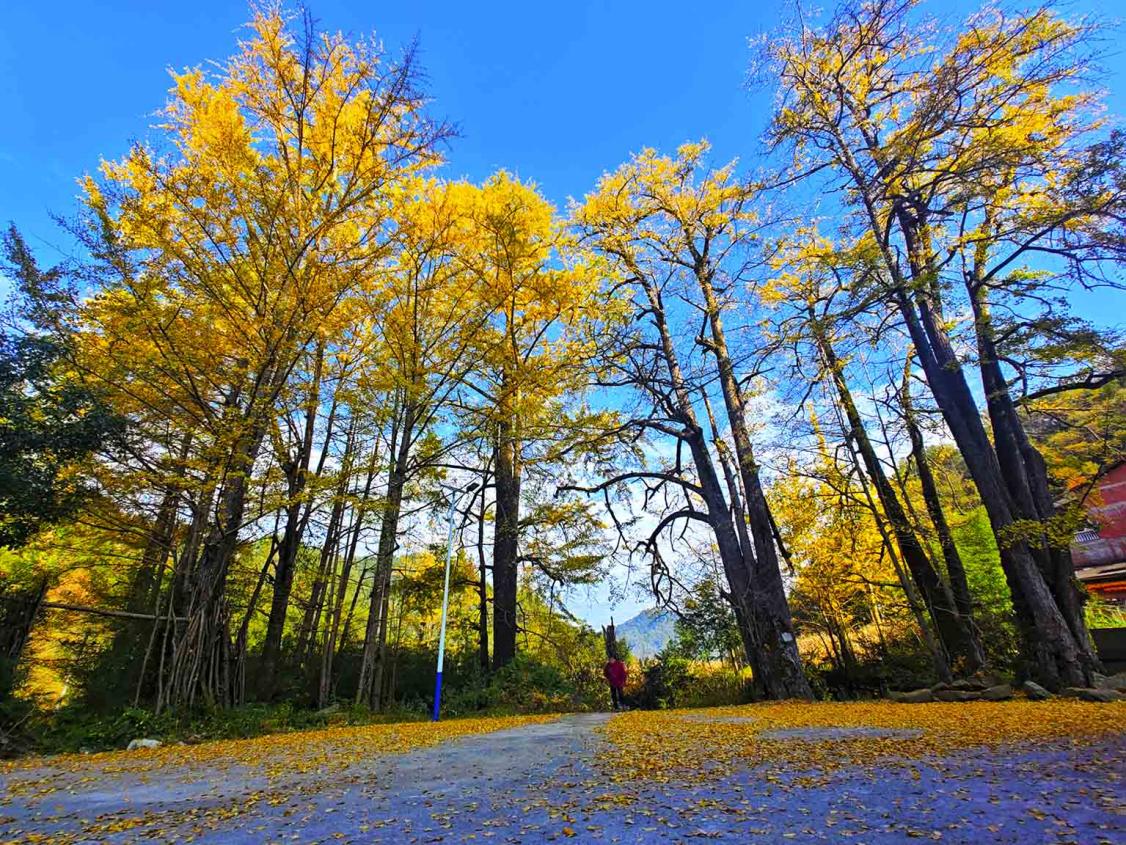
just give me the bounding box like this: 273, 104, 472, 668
603, 656, 628, 711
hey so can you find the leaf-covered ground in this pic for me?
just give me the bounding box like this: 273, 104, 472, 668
0, 714, 555, 843
0, 702, 1122, 843
602, 699, 1126, 786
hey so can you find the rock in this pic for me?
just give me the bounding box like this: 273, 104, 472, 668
934, 689, 982, 702
1021, 680, 1052, 701
1094, 671, 1126, 692
981, 683, 1013, 701
126, 738, 162, 751
1061, 687, 1125, 703
976, 672, 1007, 689
316, 703, 341, 717
948, 678, 987, 692
890, 688, 935, 703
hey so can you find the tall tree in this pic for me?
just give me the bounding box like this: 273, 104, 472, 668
765, 0, 1122, 687
458, 173, 605, 669
354, 179, 491, 707
78, 9, 447, 709
767, 249, 984, 675
575, 144, 812, 699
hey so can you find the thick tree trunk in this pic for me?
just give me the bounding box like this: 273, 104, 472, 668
492, 400, 521, 670
895, 286, 1092, 688
260, 347, 325, 697
642, 274, 810, 699
161, 353, 294, 711
968, 285, 1098, 673
829, 106, 1093, 687
696, 270, 811, 699
476, 480, 490, 672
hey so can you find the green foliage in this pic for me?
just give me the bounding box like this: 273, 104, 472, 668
0, 333, 123, 549
953, 507, 1021, 672
4, 701, 417, 757
627, 649, 749, 710
1, 228, 125, 549
669, 579, 743, 664
438, 654, 605, 717
807, 632, 942, 699
1085, 596, 1125, 630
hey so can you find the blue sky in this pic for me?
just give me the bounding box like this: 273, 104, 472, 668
0, 0, 782, 258
2, 0, 1124, 627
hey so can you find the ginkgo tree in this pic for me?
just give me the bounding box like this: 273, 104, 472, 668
574, 143, 812, 700
6, 0, 1124, 723
457, 172, 610, 669
769, 233, 985, 679
764, 0, 1124, 688
75, 8, 448, 709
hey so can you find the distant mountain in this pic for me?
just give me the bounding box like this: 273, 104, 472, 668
615, 608, 676, 659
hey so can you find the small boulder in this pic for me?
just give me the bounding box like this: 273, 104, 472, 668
949, 678, 987, 692
890, 688, 935, 704
126, 738, 162, 751
1021, 680, 1052, 701
1094, 672, 1126, 692
981, 683, 1013, 701
934, 689, 981, 702
976, 672, 1007, 689
1061, 687, 1125, 703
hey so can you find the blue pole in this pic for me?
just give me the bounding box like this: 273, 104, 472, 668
432, 672, 443, 721
432, 491, 460, 722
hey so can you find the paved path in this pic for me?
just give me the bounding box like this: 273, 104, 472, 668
1, 712, 1123, 843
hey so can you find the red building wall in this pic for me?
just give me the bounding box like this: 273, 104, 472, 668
1072, 462, 1126, 568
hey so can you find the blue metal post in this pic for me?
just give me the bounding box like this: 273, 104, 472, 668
432, 489, 461, 721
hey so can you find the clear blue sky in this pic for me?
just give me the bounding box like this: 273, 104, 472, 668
0, 0, 785, 259
3, 0, 1122, 271
2, 0, 1123, 626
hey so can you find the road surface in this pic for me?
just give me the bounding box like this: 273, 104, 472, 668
1, 710, 1122, 843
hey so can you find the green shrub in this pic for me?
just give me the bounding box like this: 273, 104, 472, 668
626, 651, 748, 710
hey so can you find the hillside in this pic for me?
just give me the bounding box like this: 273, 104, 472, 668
616, 608, 676, 659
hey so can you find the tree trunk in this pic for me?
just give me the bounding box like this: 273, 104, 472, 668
0, 578, 47, 700
895, 285, 1093, 688
476, 478, 490, 672
492, 398, 521, 670
696, 268, 811, 699
295, 484, 346, 669
900, 365, 976, 625
968, 283, 1097, 673
814, 321, 984, 674
318, 444, 378, 708
356, 398, 415, 708
260, 346, 325, 697
641, 273, 808, 698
